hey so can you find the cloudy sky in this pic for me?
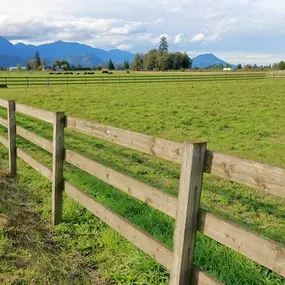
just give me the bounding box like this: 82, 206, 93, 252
1, 0, 285, 64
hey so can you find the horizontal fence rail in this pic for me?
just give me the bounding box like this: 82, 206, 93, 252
0, 98, 284, 284
0, 73, 266, 87
267, 73, 285, 80
66, 116, 285, 199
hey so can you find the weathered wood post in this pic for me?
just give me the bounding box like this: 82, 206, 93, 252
8, 100, 16, 176
52, 112, 65, 226
170, 141, 207, 285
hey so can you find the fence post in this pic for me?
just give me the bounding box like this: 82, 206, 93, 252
52, 112, 65, 226
8, 100, 16, 176
27, 77, 29, 87
170, 141, 207, 285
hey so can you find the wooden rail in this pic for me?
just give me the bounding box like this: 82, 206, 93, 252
66, 116, 285, 199
65, 149, 178, 218
66, 116, 183, 164
0, 98, 284, 285
16, 103, 55, 124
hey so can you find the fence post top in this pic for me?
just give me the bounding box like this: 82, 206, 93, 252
183, 140, 207, 147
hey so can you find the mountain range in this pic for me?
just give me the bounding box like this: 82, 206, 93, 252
0, 36, 233, 68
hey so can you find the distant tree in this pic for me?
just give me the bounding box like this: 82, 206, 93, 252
143, 49, 158, 70
26, 61, 32, 71
108, 59, 115, 70
156, 52, 168, 71
278, 61, 285, 70
237, 63, 242, 69
252, 64, 258, 69
61, 64, 69, 71
132, 54, 144, 71
16, 64, 22, 71
34, 51, 41, 70
225, 63, 232, 68
123, 60, 130, 70
158, 36, 168, 53
37, 65, 45, 71
53, 60, 70, 70
182, 52, 191, 69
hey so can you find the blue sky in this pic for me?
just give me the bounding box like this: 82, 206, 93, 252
1, 0, 285, 64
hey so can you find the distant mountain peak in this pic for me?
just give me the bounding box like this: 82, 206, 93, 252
192, 53, 233, 68
0, 35, 135, 67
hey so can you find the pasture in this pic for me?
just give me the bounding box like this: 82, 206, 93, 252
0, 79, 285, 284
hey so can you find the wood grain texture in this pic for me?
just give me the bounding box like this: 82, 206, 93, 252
0, 117, 8, 128
0, 135, 8, 148
66, 116, 183, 163
0, 99, 8, 108
52, 112, 65, 226
16, 126, 53, 153
205, 150, 285, 198
198, 209, 285, 277
170, 142, 207, 285
17, 103, 55, 124
64, 181, 173, 270
8, 101, 16, 176
17, 148, 52, 180
65, 150, 177, 218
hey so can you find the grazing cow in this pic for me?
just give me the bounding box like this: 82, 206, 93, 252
126, 71, 130, 74
77, 73, 80, 75
0, 84, 8, 88
109, 72, 113, 75
102, 70, 109, 74
49, 72, 54, 75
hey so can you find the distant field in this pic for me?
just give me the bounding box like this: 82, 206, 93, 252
0, 80, 284, 284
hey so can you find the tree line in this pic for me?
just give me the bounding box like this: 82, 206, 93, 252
132, 37, 191, 71
13, 42, 285, 72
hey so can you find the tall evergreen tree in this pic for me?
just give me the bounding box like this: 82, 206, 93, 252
34, 51, 41, 69
158, 36, 168, 53
108, 59, 115, 70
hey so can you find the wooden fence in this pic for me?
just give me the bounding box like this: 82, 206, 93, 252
0, 98, 284, 285
0, 73, 266, 87
267, 73, 285, 80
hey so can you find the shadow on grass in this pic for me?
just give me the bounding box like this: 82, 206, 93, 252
0, 174, 110, 285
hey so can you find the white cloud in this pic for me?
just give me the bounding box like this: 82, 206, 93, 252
116, 44, 132, 50
191, 33, 205, 42
174, 33, 183, 44
1, 0, 285, 61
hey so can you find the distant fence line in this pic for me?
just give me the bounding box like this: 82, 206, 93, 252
267, 73, 285, 80
0, 73, 266, 87
0, 98, 284, 284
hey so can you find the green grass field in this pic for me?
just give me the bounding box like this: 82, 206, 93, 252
0, 80, 285, 284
